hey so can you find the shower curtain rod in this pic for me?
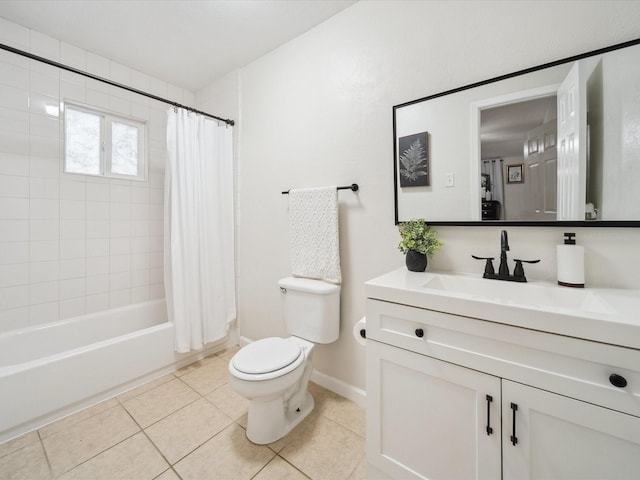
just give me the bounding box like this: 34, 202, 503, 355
0, 42, 235, 126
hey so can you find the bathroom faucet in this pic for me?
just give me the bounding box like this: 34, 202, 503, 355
472, 230, 540, 283
499, 230, 510, 276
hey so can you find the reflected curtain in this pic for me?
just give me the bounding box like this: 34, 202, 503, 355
482, 159, 505, 219
164, 108, 235, 352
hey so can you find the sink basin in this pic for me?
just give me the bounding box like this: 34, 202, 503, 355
422, 274, 615, 315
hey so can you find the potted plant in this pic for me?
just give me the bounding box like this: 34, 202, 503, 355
398, 218, 442, 272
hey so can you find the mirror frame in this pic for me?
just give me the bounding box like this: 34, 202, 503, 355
393, 37, 640, 227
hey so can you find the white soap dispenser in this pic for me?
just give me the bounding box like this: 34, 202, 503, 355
557, 232, 585, 288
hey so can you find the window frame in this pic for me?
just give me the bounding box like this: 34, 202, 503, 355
63, 101, 147, 182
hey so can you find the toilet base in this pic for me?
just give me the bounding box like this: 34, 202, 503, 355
246, 391, 314, 445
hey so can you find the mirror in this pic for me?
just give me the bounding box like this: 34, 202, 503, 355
393, 38, 640, 226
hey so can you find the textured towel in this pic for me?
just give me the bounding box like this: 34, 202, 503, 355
289, 186, 341, 284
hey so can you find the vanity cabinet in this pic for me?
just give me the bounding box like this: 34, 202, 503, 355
365, 296, 640, 479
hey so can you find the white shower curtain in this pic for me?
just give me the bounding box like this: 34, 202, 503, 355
164, 108, 235, 353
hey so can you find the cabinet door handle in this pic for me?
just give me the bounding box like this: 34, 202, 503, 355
510, 402, 518, 446
485, 395, 493, 435
415, 328, 424, 338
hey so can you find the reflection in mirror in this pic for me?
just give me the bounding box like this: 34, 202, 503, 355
393, 39, 640, 226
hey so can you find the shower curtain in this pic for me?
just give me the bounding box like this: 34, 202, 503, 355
164, 108, 235, 352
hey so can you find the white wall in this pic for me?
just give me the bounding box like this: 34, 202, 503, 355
198, 0, 640, 393
0, 18, 193, 333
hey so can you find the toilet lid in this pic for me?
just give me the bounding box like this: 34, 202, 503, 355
232, 337, 302, 375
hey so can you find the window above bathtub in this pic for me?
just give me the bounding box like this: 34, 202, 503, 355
63, 102, 147, 182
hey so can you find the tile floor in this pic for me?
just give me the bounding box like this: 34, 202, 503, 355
0, 346, 366, 480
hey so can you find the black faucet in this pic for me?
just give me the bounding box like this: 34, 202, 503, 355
472, 230, 540, 283
499, 230, 510, 276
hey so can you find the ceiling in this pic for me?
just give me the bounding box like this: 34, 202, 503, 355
0, 0, 357, 92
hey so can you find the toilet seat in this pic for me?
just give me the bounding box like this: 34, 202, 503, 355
231, 337, 304, 381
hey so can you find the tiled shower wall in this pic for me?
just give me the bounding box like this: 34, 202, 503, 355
0, 18, 194, 334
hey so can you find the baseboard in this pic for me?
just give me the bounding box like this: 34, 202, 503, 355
238, 335, 366, 407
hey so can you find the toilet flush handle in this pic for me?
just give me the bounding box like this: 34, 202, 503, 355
280, 287, 287, 294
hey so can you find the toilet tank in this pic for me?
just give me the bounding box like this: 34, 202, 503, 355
278, 277, 340, 344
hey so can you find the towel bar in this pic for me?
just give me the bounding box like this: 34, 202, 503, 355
281, 183, 359, 195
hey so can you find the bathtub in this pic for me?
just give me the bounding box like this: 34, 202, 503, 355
0, 299, 224, 443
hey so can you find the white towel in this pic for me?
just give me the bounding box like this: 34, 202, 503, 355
288, 186, 341, 284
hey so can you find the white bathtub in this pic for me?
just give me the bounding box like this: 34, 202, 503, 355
0, 300, 223, 443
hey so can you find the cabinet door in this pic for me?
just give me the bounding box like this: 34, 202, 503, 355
367, 340, 501, 480
503, 380, 640, 480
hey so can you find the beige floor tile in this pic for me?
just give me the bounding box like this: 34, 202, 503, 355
279, 415, 365, 480
116, 374, 175, 403
347, 456, 367, 480
38, 398, 119, 439
0, 442, 52, 480
56, 432, 168, 480
174, 424, 276, 480
216, 344, 240, 361
42, 404, 140, 476
122, 378, 200, 428
179, 355, 230, 395
254, 455, 309, 480
172, 354, 219, 377
309, 383, 366, 437
205, 382, 249, 421
154, 468, 181, 480
145, 397, 233, 464
0, 431, 40, 458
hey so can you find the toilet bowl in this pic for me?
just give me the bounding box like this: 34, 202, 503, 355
228, 336, 315, 444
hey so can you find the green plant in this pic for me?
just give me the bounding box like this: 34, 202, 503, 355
397, 218, 442, 256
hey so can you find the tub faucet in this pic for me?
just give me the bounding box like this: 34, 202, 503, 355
499, 230, 510, 276
471, 229, 540, 282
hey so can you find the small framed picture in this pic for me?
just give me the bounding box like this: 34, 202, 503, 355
507, 164, 524, 184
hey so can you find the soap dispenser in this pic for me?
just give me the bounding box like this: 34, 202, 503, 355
557, 232, 585, 288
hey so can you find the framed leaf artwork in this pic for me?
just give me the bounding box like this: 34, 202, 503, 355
398, 131, 429, 187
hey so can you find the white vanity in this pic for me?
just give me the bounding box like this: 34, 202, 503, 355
365, 268, 640, 479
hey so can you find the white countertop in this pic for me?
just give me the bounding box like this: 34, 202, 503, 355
365, 268, 640, 350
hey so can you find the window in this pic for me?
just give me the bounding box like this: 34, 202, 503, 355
64, 103, 146, 181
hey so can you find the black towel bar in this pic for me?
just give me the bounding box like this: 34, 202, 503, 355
281, 183, 359, 195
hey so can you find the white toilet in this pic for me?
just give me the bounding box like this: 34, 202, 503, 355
228, 276, 340, 444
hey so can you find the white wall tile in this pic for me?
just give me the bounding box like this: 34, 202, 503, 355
86, 274, 108, 295
110, 237, 130, 255
29, 280, 59, 304
60, 258, 85, 279
29, 156, 59, 178
87, 220, 109, 239
29, 92, 59, 118
109, 271, 130, 290
60, 297, 85, 319
132, 253, 150, 271
30, 177, 59, 199
30, 219, 59, 241
149, 283, 165, 299
60, 199, 86, 219
0, 153, 29, 176
110, 220, 131, 238
87, 201, 109, 219
60, 277, 85, 299
132, 220, 149, 237
0, 220, 28, 242
109, 202, 131, 220
85, 293, 109, 314
86, 89, 110, 110
149, 252, 163, 268
30, 70, 59, 97
60, 239, 85, 259
29, 301, 59, 325
0, 285, 28, 310
110, 254, 130, 273
0, 242, 29, 265
30, 240, 59, 262
0, 175, 28, 197
86, 182, 109, 201
86, 238, 109, 257
0, 263, 28, 287
86, 256, 108, 276
0, 17, 29, 50
60, 220, 86, 239
110, 184, 131, 203
29, 137, 59, 159
0, 306, 28, 334
132, 269, 149, 287
30, 198, 59, 219
30, 113, 60, 138
0, 84, 29, 111
109, 288, 131, 308
149, 267, 163, 284
60, 42, 86, 70
30, 30, 59, 61
0, 106, 29, 135
60, 180, 86, 200
30, 261, 59, 283
0, 198, 28, 219
131, 285, 150, 303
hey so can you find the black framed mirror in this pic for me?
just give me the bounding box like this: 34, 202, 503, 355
393, 38, 640, 227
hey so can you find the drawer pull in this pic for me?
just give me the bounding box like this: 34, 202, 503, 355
609, 373, 628, 388
414, 328, 424, 338
485, 395, 493, 435
510, 402, 518, 446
